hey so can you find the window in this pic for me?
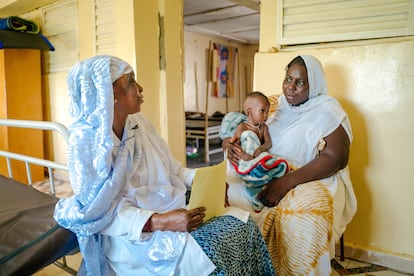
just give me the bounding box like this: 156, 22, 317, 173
276, 0, 414, 47
41, 0, 78, 73
95, 0, 116, 55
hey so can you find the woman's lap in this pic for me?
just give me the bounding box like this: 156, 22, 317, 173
262, 181, 333, 274
191, 215, 275, 276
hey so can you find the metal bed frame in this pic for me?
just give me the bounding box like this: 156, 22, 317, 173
185, 119, 223, 162
0, 119, 77, 275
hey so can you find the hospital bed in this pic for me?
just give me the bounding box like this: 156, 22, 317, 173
185, 113, 224, 163
0, 119, 78, 275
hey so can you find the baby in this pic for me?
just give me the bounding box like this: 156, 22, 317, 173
233, 91, 272, 159
226, 92, 289, 211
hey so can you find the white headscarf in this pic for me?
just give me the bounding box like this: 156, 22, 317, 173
54, 55, 133, 275
302, 55, 328, 98
269, 55, 352, 166
277, 55, 330, 114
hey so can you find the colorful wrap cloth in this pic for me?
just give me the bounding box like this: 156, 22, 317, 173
191, 215, 275, 275
220, 111, 289, 211
0, 16, 39, 34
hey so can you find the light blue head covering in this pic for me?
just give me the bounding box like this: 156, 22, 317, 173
67, 55, 132, 124
65, 55, 132, 207
54, 55, 133, 275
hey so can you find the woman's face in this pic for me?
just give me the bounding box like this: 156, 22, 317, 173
113, 72, 144, 115
282, 63, 309, 106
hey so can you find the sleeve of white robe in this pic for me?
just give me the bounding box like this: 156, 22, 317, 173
101, 114, 196, 241
101, 159, 194, 241
101, 196, 155, 241
138, 112, 195, 190
178, 167, 195, 190
101, 169, 194, 240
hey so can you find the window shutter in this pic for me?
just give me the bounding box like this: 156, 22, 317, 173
95, 0, 116, 55
277, 0, 414, 46
42, 0, 78, 73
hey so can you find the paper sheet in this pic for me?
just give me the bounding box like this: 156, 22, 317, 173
188, 160, 227, 221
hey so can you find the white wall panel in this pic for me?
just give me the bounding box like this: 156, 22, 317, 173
41, 0, 78, 73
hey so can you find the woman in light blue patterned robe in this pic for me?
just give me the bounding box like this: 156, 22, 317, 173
54, 55, 275, 276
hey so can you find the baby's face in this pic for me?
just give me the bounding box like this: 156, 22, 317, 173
244, 97, 270, 125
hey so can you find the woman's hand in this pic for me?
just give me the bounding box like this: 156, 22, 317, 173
150, 207, 206, 232
257, 177, 292, 207
222, 137, 243, 163
257, 125, 351, 208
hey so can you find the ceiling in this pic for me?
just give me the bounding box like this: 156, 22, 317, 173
0, 0, 260, 44
184, 0, 260, 44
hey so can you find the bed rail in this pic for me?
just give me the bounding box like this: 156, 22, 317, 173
0, 119, 69, 142
0, 119, 77, 275
0, 118, 69, 193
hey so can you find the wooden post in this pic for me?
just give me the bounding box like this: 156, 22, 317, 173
204, 40, 213, 162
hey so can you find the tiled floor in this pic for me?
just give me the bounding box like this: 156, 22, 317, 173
331, 257, 411, 275
186, 139, 224, 168
31, 147, 412, 276
32, 253, 82, 276
33, 254, 412, 275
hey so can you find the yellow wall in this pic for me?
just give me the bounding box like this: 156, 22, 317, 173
160, 0, 186, 162
41, 0, 186, 164
133, 0, 197, 163
39, 0, 257, 167
256, 0, 414, 269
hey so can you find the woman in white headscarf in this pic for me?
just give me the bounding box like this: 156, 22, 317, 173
221, 55, 357, 275
54, 55, 275, 275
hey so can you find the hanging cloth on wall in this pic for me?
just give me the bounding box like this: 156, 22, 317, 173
211, 43, 237, 98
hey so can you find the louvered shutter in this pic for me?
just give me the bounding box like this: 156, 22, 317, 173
276, 0, 414, 46
42, 0, 78, 73
95, 0, 116, 55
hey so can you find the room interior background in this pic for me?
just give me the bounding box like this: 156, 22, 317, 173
0, 0, 413, 274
